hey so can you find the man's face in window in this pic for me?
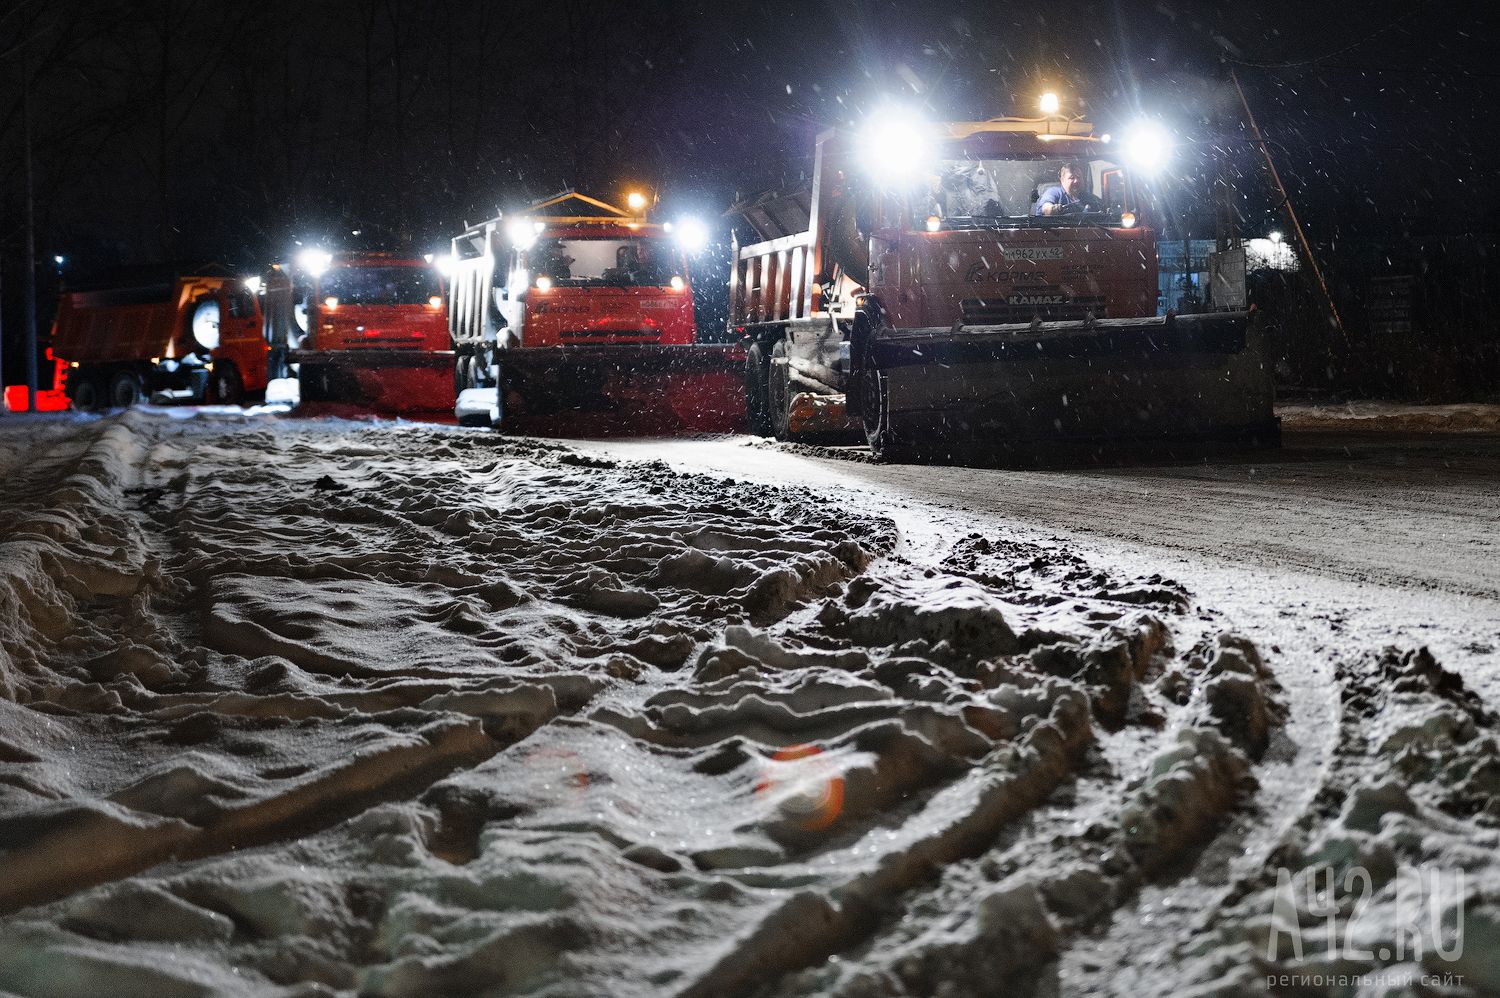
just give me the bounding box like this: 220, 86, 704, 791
1060, 165, 1084, 198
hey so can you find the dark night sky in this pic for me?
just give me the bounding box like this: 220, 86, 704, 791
2, 0, 1497, 365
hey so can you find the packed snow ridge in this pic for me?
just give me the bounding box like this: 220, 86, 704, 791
0, 409, 1492, 996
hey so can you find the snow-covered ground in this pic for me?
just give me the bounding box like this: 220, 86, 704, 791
0, 408, 1496, 996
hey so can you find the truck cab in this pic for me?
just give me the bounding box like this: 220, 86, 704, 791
859, 119, 1158, 329
288, 251, 452, 410
494, 223, 695, 349
301, 252, 448, 354
450, 191, 728, 432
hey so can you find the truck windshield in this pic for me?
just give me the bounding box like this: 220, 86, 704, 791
918, 156, 1129, 228
528, 238, 680, 287
321, 266, 441, 306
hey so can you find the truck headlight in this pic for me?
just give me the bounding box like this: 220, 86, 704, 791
297, 248, 332, 278
860, 109, 935, 183
675, 217, 710, 253
507, 219, 538, 250
1124, 121, 1172, 174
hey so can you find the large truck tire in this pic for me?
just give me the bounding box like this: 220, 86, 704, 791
744, 341, 773, 437
453, 351, 472, 396
208, 363, 243, 405
68, 369, 102, 412
860, 367, 916, 464
108, 369, 144, 408
768, 339, 793, 441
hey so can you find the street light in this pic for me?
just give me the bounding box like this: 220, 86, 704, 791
1269, 230, 1284, 269
1039, 91, 1060, 116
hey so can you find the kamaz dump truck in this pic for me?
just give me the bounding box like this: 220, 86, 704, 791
449, 191, 744, 435
51, 266, 267, 410
732, 115, 1277, 461
289, 251, 452, 414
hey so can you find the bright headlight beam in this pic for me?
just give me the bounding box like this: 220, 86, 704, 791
675, 217, 710, 254
858, 109, 935, 185
506, 219, 539, 250
297, 248, 333, 278
1123, 120, 1172, 174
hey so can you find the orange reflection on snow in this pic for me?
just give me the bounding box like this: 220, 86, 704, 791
754, 743, 845, 832
521, 746, 590, 803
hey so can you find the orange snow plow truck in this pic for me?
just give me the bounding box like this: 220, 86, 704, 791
288, 251, 452, 414
732, 114, 1277, 461
51, 265, 267, 410
448, 191, 744, 434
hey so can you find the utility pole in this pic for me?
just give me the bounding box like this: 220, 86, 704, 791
1231, 67, 1346, 344
22, 29, 38, 411
0, 253, 6, 413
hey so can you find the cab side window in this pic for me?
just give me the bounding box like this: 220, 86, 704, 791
226, 289, 257, 319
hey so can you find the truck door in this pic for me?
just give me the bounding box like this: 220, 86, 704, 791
217, 284, 269, 390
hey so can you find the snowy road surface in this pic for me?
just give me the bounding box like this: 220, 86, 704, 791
0, 409, 1496, 996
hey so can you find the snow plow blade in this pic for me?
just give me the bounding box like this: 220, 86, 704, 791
490, 343, 747, 437
294, 349, 456, 417
852, 310, 1277, 463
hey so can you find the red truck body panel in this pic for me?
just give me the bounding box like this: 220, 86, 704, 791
522, 284, 696, 347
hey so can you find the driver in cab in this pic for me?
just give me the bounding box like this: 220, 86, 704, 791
1033, 162, 1103, 216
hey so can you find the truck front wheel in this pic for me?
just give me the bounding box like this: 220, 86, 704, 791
744, 342, 773, 437
860, 367, 916, 464
454, 352, 471, 395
